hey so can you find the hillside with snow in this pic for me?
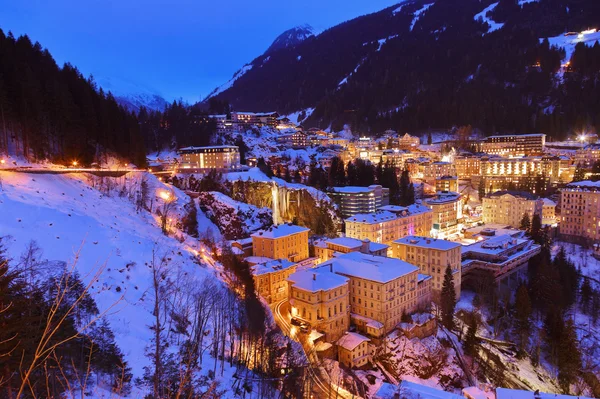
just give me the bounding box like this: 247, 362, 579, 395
0, 171, 280, 397
97, 76, 169, 113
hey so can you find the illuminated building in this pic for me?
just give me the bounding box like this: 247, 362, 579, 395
435, 175, 458, 192
424, 191, 462, 238
251, 224, 310, 263
345, 204, 433, 246
313, 237, 388, 263
560, 181, 600, 241
392, 236, 462, 297
481, 134, 545, 157
251, 259, 297, 304
454, 155, 481, 179
542, 198, 556, 225
177, 145, 241, 171
330, 185, 389, 218
336, 332, 372, 369
482, 191, 543, 228
478, 156, 562, 192
421, 162, 456, 185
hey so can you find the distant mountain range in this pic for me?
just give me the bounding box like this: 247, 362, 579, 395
201, 0, 600, 138
96, 76, 169, 113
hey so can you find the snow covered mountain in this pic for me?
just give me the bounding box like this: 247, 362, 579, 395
96, 76, 169, 113
202, 0, 600, 137
264, 24, 319, 55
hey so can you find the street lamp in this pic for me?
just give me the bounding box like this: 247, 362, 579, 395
72, 161, 78, 167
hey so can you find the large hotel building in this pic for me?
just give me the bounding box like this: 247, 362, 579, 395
481, 134, 545, 157
560, 180, 600, 241
482, 191, 543, 228
345, 204, 433, 246
423, 191, 462, 238
177, 145, 241, 171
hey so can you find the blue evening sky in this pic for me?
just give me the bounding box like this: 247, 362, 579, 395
2, 0, 398, 103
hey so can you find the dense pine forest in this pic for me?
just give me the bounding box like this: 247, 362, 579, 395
206, 0, 600, 138
0, 30, 146, 166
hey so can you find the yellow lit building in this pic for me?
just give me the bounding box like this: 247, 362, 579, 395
323, 252, 432, 337
435, 176, 459, 192
337, 332, 372, 369
542, 198, 556, 225
481, 134, 545, 157
560, 181, 600, 241
455, 155, 481, 180
287, 268, 350, 341
392, 236, 462, 297
177, 145, 241, 171
345, 204, 433, 246
251, 224, 310, 263
422, 161, 456, 185
251, 259, 297, 304
424, 191, 462, 238
482, 191, 543, 228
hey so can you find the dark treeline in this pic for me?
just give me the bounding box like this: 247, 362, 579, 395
0, 238, 132, 398
0, 30, 146, 166
209, 0, 600, 138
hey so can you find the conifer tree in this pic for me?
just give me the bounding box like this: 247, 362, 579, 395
464, 316, 478, 355
531, 214, 542, 243
478, 179, 486, 202
520, 213, 531, 232
514, 284, 532, 353
557, 318, 582, 393
440, 264, 456, 330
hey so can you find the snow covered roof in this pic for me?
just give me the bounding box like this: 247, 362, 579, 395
418, 273, 433, 282
322, 252, 419, 283
369, 241, 389, 252
251, 223, 310, 239
462, 234, 527, 256
495, 387, 593, 399
178, 145, 238, 151
287, 268, 349, 292
332, 186, 377, 194
486, 133, 546, 139
336, 332, 370, 351
246, 256, 274, 265
424, 191, 461, 204
351, 313, 384, 329
326, 237, 364, 249
378, 205, 408, 213
394, 236, 462, 251
542, 198, 556, 206
565, 180, 600, 189
346, 211, 397, 224
251, 259, 296, 276
486, 190, 539, 200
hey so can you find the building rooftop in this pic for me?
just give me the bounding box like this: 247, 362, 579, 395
178, 145, 239, 151
251, 259, 296, 276
287, 268, 349, 292
375, 381, 462, 399
542, 198, 556, 206
424, 191, 461, 204
394, 236, 462, 251
486, 133, 546, 139
336, 332, 370, 351
486, 191, 539, 200
462, 234, 529, 256
565, 180, 600, 189
332, 185, 380, 194
347, 204, 431, 224
322, 252, 419, 284
251, 223, 310, 239
346, 211, 397, 224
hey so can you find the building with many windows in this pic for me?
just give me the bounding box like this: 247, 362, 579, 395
455, 155, 481, 180
330, 185, 389, 218
251, 259, 297, 304
336, 332, 372, 369
542, 198, 557, 225
287, 268, 350, 341
435, 176, 459, 193
424, 191, 462, 238
251, 224, 310, 263
482, 191, 543, 228
322, 252, 432, 337
481, 134, 545, 156
421, 162, 456, 185
345, 204, 433, 246
478, 156, 563, 192
392, 236, 462, 297
177, 145, 241, 171
560, 180, 600, 241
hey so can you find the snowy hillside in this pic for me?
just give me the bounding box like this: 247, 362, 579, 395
96, 76, 169, 113
264, 24, 319, 55
0, 171, 274, 397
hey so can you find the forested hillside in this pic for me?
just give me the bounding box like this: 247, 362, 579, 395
205, 0, 600, 137
0, 30, 146, 165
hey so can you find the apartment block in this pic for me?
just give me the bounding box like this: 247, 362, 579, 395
251, 259, 297, 304
251, 223, 310, 263
345, 204, 433, 246
542, 198, 556, 225
435, 176, 459, 192
287, 268, 350, 341
455, 155, 481, 180
424, 191, 462, 238
392, 236, 462, 298
177, 145, 241, 171
481, 134, 545, 157
560, 181, 600, 241
322, 252, 432, 337
330, 185, 389, 218
482, 191, 543, 228
421, 161, 456, 185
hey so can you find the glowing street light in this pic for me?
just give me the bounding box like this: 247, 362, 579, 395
72, 161, 78, 167
0, 159, 5, 164
158, 190, 172, 201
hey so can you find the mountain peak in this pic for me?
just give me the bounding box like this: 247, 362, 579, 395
264, 24, 318, 55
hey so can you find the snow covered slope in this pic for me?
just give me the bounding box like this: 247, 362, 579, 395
97, 76, 169, 113
0, 171, 260, 396
264, 24, 318, 55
